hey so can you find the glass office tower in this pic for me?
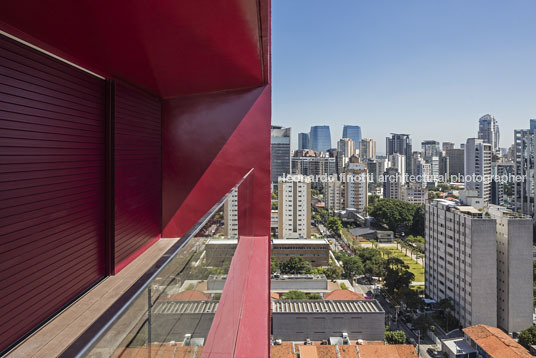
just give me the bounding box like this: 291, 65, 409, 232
342, 125, 362, 147
310, 125, 331, 152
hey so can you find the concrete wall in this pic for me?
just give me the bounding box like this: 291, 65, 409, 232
271, 312, 385, 342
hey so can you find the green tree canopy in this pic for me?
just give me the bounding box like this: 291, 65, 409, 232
341, 255, 364, 279
384, 257, 415, 296
518, 325, 536, 349
326, 216, 343, 236
368, 199, 424, 236
385, 330, 406, 345
271, 257, 280, 274
279, 256, 313, 275
281, 290, 308, 300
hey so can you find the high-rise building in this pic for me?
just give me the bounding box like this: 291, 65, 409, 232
359, 138, 376, 161
344, 161, 368, 216
439, 155, 449, 179
337, 138, 355, 158
278, 179, 311, 239
446, 148, 464, 178
310, 125, 331, 152
425, 199, 532, 332
422, 140, 441, 160
514, 129, 535, 217
491, 162, 514, 207
342, 125, 362, 148
383, 167, 401, 199
530, 119, 536, 133
271, 126, 291, 183
442, 142, 455, 152
465, 138, 492, 203
386, 133, 412, 175
400, 182, 428, 204
291, 154, 336, 178
298, 132, 310, 150
388, 154, 406, 184
478, 114, 500, 154
326, 180, 344, 213
223, 188, 238, 238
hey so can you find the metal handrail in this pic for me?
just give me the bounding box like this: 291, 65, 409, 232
61, 169, 253, 357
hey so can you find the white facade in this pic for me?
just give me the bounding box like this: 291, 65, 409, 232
388, 153, 406, 184
400, 183, 428, 204
344, 162, 368, 216
425, 199, 533, 333
326, 180, 344, 213
223, 187, 238, 238
278, 179, 311, 239
464, 138, 492, 203
359, 138, 376, 161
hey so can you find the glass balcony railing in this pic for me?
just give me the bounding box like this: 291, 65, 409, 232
61, 169, 268, 358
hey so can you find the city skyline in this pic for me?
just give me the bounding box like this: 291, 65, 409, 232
272, 0, 536, 153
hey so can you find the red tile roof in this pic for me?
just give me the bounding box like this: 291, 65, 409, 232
463, 325, 531, 358
324, 289, 365, 300
358, 344, 418, 358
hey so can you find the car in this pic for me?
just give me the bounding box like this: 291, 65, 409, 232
427, 348, 439, 357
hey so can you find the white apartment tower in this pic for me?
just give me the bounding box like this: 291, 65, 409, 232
344, 161, 368, 216
465, 138, 492, 203
223, 187, 238, 238
478, 114, 500, 154
278, 179, 311, 239
326, 180, 344, 213
425, 199, 532, 333
359, 138, 376, 161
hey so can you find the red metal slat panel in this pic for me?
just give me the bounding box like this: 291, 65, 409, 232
0, 34, 106, 353
202, 236, 269, 358
113, 82, 161, 272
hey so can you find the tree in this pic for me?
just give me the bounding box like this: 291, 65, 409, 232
413, 314, 434, 333
281, 290, 308, 300
384, 257, 415, 297
518, 325, 536, 349
271, 257, 280, 274
280, 256, 313, 275
271, 201, 278, 210
399, 287, 423, 311
369, 199, 415, 232
341, 256, 364, 279
411, 204, 425, 236
385, 330, 406, 345
325, 263, 344, 280
327, 216, 343, 236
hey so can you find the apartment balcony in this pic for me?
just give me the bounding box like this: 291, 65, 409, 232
0, 1, 271, 356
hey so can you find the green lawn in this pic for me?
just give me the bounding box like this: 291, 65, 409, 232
383, 247, 425, 283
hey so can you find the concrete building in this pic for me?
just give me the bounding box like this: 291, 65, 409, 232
326, 180, 344, 213
344, 161, 368, 216
271, 126, 291, 183
446, 148, 465, 178
422, 140, 441, 160
298, 132, 310, 150
442, 142, 455, 152
491, 161, 514, 207
425, 199, 533, 332
359, 138, 376, 161
383, 167, 402, 199
400, 183, 428, 204
271, 239, 330, 267
271, 300, 385, 342
291, 155, 336, 178
514, 129, 535, 217
337, 138, 356, 158
207, 274, 329, 293
478, 114, 500, 155
278, 179, 311, 239
388, 153, 406, 184
386, 133, 412, 175
441, 338, 477, 358
465, 138, 492, 203
223, 187, 238, 238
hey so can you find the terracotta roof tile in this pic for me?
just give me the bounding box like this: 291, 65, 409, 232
463, 325, 531, 358
270, 343, 296, 358
324, 289, 365, 300
358, 344, 418, 358
315, 345, 338, 358
298, 345, 319, 358
338, 345, 359, 358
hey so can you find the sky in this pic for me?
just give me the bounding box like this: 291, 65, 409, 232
272, 0, 536, 154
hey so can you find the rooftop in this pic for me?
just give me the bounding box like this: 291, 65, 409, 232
272, 239, 330, 245
442, 338, 476, 355
152, 301, 219, 315
162, 290, 211, 301
323, 289, 365, 300
463, 324, 531, 358
357, 344, 418, 358
271, 300, 383, 314
270, 343, 417, 358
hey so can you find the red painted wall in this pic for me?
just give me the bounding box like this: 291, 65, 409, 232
113, 82, 162, 272
0, 34, 106, 352
162, 86, 271, 238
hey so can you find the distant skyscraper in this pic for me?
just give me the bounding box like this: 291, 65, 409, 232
298, 132, 310, 150
446, 148, 464, 178
278, 178, 311, 239
342, 125, 362, 148
337, 138, 355, 158
465, 138, 492, 203
478, 114, 500, 154
421, 140, 441, 160
271, 126, 291, 183
309, 125, 331, 152
344, 161, 368, 216
530, 119, 536, 134
359, 138, 376, 161
442, 142, 455, 152
386, 134, 412, 175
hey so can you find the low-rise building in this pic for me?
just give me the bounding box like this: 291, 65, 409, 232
462, 324, 531, 358
271, 299, 385, 342
441, 338, 476, 358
